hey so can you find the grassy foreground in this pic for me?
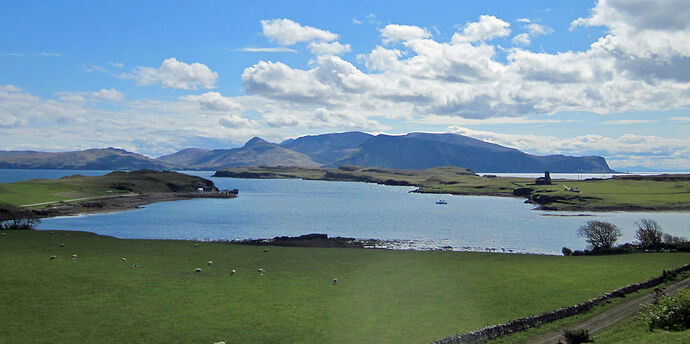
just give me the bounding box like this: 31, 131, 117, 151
215, 166, 690, 211
1, 231, 689, 343
593, 315, 690, 343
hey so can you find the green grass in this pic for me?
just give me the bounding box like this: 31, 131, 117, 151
1, 231, 689, 343
216, 166, 690, 211
0, 170, 214, 207
593, 315, 690, 343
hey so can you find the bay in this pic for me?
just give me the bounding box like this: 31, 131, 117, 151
2, 169, 689, 254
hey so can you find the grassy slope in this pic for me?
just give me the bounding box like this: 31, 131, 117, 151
1, 231, 689, 343
0, 170, 214, 206
593, 316, 690, 343
215, 166, 690, 211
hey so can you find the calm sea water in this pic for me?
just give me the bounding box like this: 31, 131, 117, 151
3, 169, 689, 254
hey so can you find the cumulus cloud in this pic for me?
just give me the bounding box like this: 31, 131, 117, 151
452, 15, 510, 43
181, 92, 241, 112
132, 58, 217, 90
380, 24, 431, 43
512, 33, 530, 45
219, 115, 256, 128
308, 41, 351, 56
261, 18, 338, 46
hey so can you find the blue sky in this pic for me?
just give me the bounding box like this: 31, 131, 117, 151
1, 0, 689, 170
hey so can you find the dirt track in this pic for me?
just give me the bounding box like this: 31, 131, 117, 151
527, 276, 690, 344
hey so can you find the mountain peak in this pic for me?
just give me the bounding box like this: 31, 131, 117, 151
244, 137, 270, 148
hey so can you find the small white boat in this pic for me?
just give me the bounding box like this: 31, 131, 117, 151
435, 199, 447, 205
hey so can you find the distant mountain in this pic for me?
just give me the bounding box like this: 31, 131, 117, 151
156, 137, 320, 170
0, 148, 169, 170
280, 131, 373, 164
337, 133, 613, 173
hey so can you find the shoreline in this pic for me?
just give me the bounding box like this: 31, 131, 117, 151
29, 192, 236, 219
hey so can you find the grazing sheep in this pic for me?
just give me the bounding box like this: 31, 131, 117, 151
333, 278, 337, 285
230, 269, 236, 275
214, 342, 226, 344
71, 254, 77, 259
263, 248, 269, 253
49, 231, 55, 235
50, 255, 56, 260
132, 263, 138, 268
207, 260, 213, 266
120, 257, 127, 262
257, 268, 264, 274
194, 268, 202, 273
194, 243, 199, 248
1, 232, 6, 236
59, 243, 65, 247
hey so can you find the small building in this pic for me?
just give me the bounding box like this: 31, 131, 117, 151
535, 171, 552, 185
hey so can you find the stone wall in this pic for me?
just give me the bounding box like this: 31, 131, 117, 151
432, 264, 690, 344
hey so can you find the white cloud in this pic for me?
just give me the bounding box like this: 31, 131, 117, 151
56, 88, 124, 103
380, 24, 431, 43
452, 15, 510, 43
601, 119, 655, 125
181, 92, 241, 112
526, 23, 553, 36
512, 33, 530, 45
307, 41, 351, 56
109, 62, 124, 68
219, 115, 256, 128
261, 18, 338, 46
132, 58, 217, 90
669, 116, 690, 122
416, 114, 565, 125
352, 18, 363, 25
236, 47, 297, 53
263, 113, 301, 128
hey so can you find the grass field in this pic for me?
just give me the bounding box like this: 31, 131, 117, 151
216, 166, 690, 211
592, 315, 690, 343
1, 231, 689, 343
0, 170, 215, 207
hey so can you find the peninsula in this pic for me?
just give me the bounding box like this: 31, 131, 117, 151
0, 170, 235, 219
214, 166, 690, 211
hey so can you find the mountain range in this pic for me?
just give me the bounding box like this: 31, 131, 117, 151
0, 132, 614, 172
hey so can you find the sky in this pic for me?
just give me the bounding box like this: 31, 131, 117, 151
1, 0, 689, 170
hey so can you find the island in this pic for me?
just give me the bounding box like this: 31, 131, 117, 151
214, 166, 690, 211
0, 169, 236, 220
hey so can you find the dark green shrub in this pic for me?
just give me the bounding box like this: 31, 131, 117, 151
562, 247, 573, 256
562, 328, 592, 344
638, 289, 690, 331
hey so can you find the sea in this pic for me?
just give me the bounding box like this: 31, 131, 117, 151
2, 169, 690, 255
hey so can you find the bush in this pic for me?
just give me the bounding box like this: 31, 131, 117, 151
578, 220, 622, 250
562, 328, 592, 344
635, 218, 664, 249
663, 233, 688, 246
638, 289, 690, 331
0, 217, 40, 230
562, 247, 573, 256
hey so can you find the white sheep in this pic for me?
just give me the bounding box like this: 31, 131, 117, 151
71, 254, 78, 259
50, 255, 56, 260
120, 257, 127, 262
194, 243, 199, 248
132, 263, 138, 268
230, 269, 236, 275
333, 278, 337, 285
263, 248, 269, 253
257, 268, 264, 274
59, 243, 64, 247
207, 260, 213, 266
195, 268, 202, 273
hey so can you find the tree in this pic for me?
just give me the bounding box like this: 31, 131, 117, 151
578, 220, 622, 250
635, 218, 664, 249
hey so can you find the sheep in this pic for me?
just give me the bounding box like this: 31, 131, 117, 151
257, 268, 264, 274
214, 342, 226, 344
207, 260, 213, 266
50, 255, 56, 260
49, 231, 55, 235
193, 243, 199, 248
120, 257, 127, 262
230, 269, 236, 275
132, 263, 138, 268
263, 248, 269, 253
71, 254, 78, 259
59, 243, 65, 247
333, 278, 337, 285
194, 268, 202, 273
